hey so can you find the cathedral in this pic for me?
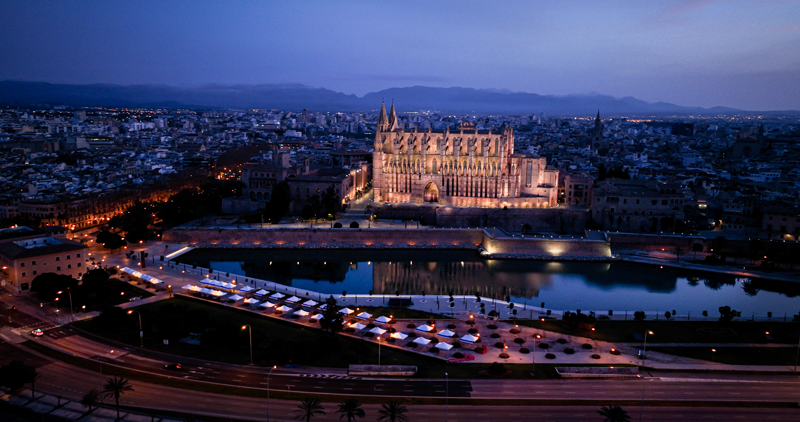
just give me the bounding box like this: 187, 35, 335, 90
372, 102, 558, 208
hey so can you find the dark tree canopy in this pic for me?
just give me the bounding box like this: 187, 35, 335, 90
31, 273, 78, 302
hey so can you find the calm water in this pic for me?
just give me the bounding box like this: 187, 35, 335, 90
174, 249, 800, 317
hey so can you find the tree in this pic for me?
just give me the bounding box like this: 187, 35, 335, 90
81, 389, 99, 413
80, 268, 110, 289
675, 247, 683, 262
692, 243, 704, 260
269, 181, 291, 223
336, 398, 365, 422
664, 311, 672, 320
30, 273, 78, 302
377, 401, 409, 422
521, 223, 532, 234
718, 306, 741, 322
319, 296, 343, 333
295, 397, 325, 422
321, 184, 339, 217
597, 405, 631, 422
301, 194, 322, 220
0, 360, 36, 391
102, 377, 134, 421
97, 230, 127, 250
633, 311, 646, 321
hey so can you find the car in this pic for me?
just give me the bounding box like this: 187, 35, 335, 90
164, 363, 182, 371
383, 202, 391, 206
31, 329, 44, 337
129, 296, 141, 302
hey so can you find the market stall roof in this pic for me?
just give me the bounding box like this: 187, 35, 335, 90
374, 316, 391, 324
390, 332, 408, 340
199, 287, 215, 295
240, 286, 254, 292
275, 305, 293, 312
437, 329, 456, 338
211, 290, 225, 297
302, 300, 318, 307
258, 301, 275, 308
436, 342, 453, 351
460, 334, 479, 344
228, 294, 244, 301
338, 307, 354, 315
413, 337, 431, 345
294, 309, 310, 317
356, 312, 372, 320
181, 284, 195, 290
244, 298, 260, 305
253, 289, 269, 296
415, 324, 435, 333
285, 296, 301, 303
369, 327, 387, 335
311, 313, 323, 320
349, 322, 366, 330
269, 292, 285, 300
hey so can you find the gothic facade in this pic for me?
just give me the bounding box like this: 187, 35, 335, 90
372, 103, 558, 208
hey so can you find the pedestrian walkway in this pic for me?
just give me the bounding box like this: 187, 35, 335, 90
1, 388, 183, 422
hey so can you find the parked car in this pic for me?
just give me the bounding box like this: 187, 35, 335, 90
129, 296, 141, 302
164, 363, 182, 371
31, 329, 44, 337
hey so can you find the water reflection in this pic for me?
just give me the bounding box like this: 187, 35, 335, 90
174, 248, 800, 314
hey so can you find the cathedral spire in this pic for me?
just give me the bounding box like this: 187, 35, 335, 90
378, 101, 388, 131
388, 101, 399, 131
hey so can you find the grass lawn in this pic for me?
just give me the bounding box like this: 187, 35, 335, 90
73, 295, 615, 379
648, 346, 800, 366
512, 319, 800, 345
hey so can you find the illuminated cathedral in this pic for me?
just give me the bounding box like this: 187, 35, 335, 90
372, 102, 558, 208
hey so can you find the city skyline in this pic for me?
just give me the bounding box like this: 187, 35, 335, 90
1, 1, 799, 111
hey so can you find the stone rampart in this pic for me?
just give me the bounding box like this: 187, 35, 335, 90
164, 227, 613, 260
375, 206, 590, 233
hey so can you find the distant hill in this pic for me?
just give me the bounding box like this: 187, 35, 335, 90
1, 80, 795, 116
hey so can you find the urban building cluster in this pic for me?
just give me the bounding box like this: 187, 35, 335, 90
2, 104, 799, 245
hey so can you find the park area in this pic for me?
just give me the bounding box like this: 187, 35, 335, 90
73, 295, 606, 379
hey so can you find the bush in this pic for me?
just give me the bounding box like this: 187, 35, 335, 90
487, 362, 505, 375
447, 324, 457, 329
610, 349, 621, 355
582, 343, 593, 350
499, 353, 509, 359
520, 348, 530, 354
333, 222, 342, 228
513, 338, 524, 344
475, 346, 488, 354
468, 328, 479, 334
349, 222, 359, 228
557, 338, 567, 344
453, 352, 465, 359
633, 310, 646, 321
487, 324, 498, 330
452, 342, 461, 349
545, 353, 556, 359
388, 328, 396, 333
539, 343, 550, 349
509, 328, 520, 334
407, 332, 417, 338
406, 343, 417, 349
344, 327, 355, 333
429, 347, 438, 354
591, 354, 601, 359
429, 338, 439, 344
494, 342, 506, 349
490, 333, 501, 339
364, 332, 374, 338
466, 320, 476, 326
366, 323, 375, 329
564, 348, 575, 354
407, 323, 416, 329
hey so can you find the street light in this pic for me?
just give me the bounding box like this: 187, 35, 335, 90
241, 325, 253, 365
532, 334, 541, 376
444, 372, 449, 422
377, 336, 383, 367
267, 365, 277, 422
57, 290, 73, 322
127, 310, 143, 347
711, 348, 716, 362
639, 330, 653, 372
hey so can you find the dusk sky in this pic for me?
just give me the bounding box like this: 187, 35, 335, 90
1, 1, 799, 110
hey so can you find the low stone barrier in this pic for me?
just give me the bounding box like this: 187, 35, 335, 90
348, 364, 417, 376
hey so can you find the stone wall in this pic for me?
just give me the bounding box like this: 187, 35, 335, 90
375, 206, 590, 233
164, 226, 613, 260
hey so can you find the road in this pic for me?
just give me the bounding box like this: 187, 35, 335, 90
29, 362, 800, 422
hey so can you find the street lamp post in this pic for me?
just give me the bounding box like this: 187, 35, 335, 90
127, 310, 143, 347
639, 330, 653, 372
241, 325, 253, 365
532, 334, 541, 376
267, 365, 277, 422
377, 336, 382, 367
711, 348, 716, 362
57, 290, 73, 322
444, 372, 449, 422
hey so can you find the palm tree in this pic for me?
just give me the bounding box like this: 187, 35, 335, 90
295, 397, 325, 422
81, 389, 99, 414
377, 401, 409, 422
597, 405, 631, 422
102, 377, 134, 421
336, 398, 365, 422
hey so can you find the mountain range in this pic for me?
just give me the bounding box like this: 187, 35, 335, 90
0, 80, 795, 116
